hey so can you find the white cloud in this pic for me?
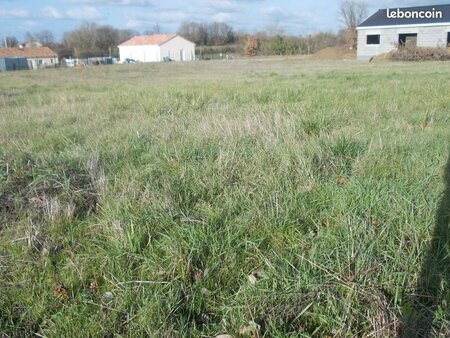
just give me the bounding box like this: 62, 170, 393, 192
258, 6, 326, 35
261, 6, 290, 20
66, 6, 102, 20
41, 6, 64, 19
64, 0, 153, 6
124, 18, 143, 29
261, 6, 318, 24
212, 12, 232, 22
200, 0, 239, 12
0, 8, 28, 19
23, 20, 39, 28
37, 5, 102, 20
124, 10, 187, 29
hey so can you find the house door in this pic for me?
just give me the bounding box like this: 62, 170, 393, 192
180, 49, 185, 61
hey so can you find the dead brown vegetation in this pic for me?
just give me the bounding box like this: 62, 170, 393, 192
0, 153, 105, 228
374, 46, 450, 62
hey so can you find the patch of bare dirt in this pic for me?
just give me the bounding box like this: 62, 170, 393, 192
311, 47, 356, 60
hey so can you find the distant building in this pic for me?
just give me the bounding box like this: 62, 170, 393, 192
357, 4, 450, 60
25, 41, 43, 48
0, 57, 29, 72
0, 46, 58, 70
118, 34, 196, 63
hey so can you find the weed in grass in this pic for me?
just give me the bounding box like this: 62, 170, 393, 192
311, 136, 366, 178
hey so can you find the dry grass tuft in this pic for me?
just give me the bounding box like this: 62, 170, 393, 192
86, 152, 107, 198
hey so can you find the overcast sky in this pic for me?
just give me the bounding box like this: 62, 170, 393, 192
0, 0, 448, 41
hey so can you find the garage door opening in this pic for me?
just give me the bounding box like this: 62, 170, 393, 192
180, 49, 185, 61
399, 33, 417, 47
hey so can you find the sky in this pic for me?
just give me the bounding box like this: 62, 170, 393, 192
0, 0, 448, 41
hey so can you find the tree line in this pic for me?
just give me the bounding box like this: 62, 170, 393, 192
2, 21, 239, 58
1, 1, 367, 58
2, 24, 138, 59
177, 21, 236, 46
0, 24, 350, 59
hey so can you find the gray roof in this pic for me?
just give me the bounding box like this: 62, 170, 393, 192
358, 4, 450, 28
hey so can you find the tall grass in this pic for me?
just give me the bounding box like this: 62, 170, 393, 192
0, 59, 449, 337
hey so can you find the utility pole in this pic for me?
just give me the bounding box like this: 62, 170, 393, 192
3, 34, 7, 48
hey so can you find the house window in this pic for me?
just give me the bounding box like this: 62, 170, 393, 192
38, 59, 43, 65
366, 34, 380, 45
399, 33, 417, 47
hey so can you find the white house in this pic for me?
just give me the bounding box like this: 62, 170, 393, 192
118, 34, 196, 63
357, 4, 450, 60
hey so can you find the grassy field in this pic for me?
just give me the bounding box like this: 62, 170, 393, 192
0, 58, 449, 337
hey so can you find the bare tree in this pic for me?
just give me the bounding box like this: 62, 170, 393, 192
144, 24, 162, 35
24, 32, 35, 44
178, 21, 208, 45
265, 23, 285, 37
178, 21, 235, 46
177, 21, 196, 41
24, 30, 55, 46
34, 30, 55, 46
63, 22, 100, 58
95, 25, 119, 56
207, 22, 235, 45
63, 23, 128, 58
51, 43, 73, 59
339, 0, 367, 49
3, 36, 18, 48
118, 29, 138, 44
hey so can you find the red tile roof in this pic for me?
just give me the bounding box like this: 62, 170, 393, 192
119, 34, 178, 47
0, 46, 57, 58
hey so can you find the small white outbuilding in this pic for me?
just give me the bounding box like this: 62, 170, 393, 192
118, 34, 196, 63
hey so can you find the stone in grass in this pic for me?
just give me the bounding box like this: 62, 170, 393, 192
239, 321, 261, 336
102, 291, 114, 305
337, 176, 347, 185
248, 274, 257, 285
101, 291, 114, 315
248, 269, 265, 285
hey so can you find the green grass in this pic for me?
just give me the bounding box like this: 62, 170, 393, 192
0, 58, 449, 337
